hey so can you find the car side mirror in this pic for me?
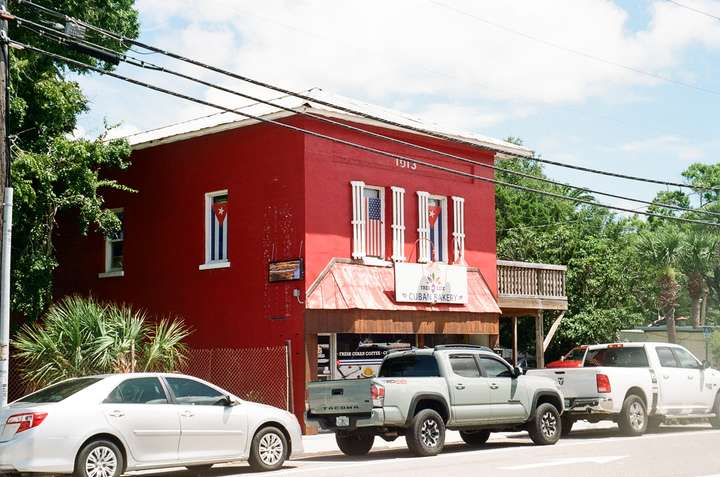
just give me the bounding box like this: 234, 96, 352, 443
702, 360, 711, 370
221, 395, 240, 406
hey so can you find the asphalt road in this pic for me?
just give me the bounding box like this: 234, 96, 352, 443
128, 424, 720, 477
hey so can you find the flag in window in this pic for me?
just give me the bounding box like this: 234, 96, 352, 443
366, 196, 383, 257
428, 203, 444, 261
210, 196, 228, 261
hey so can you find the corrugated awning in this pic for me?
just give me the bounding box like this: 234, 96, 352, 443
307, 261, 501, 314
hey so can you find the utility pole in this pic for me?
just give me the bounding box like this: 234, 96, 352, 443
0, 0, 12, 408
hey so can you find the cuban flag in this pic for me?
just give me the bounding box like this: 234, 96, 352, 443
366, 196, 383, 257
428, 204, 444, 262
210, 200, 228, 261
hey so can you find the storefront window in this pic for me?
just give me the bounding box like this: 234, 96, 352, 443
335, 334, 416, 379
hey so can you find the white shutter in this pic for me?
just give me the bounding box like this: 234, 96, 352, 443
391, 186, 406, 262
351, 181, 366, 259
452, 196, 465, 264
417, 191, 430, 263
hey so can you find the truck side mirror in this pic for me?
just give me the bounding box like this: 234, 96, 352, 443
702, 360, 711, 369
513, 366, 523, 378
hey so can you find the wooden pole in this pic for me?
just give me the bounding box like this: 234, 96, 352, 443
512, 316, 518, 366
535, 310, 544, 369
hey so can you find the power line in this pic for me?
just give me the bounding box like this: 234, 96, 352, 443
665, 0, 720, 21
10, 39, 720, 230
16, 0, 720, 195
17, 17, 720, 220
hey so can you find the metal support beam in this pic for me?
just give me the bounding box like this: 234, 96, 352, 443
535, 310, 544, 369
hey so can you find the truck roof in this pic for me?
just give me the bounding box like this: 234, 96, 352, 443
585, 342, 684, 350
385, 345, 500, 359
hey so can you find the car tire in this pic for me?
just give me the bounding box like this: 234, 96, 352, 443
527, 402, 561, 445
336, 433, 375, 456
617, 395, 647, 436
248, 426, 288, 472
74, 439, 124, 477
709, 393, 720, 429
406, 408, 446, 457
459, 430, 490, 446
561, 415, 575, 436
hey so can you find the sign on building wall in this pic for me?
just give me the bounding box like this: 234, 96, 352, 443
394, 262, 468, 304
268, 259, 304, 282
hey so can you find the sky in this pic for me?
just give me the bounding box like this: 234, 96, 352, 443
73, 0, 720, 214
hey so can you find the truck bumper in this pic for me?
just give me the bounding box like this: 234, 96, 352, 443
565, 396, 615, 416
306, 408, 387, 431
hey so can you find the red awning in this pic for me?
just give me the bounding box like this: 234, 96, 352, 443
307, 261, 500, 314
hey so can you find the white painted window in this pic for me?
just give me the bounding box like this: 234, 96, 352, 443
351, 181, 385, 259
104, 209, 124, 274
391, 187, 406, 262
418, 192, 448, 263
203, 190, 229, 268
417, 191, 430, 263
452, 196, 465, 264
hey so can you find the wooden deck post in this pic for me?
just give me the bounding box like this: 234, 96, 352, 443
512, 316, 518, 366
535, 310, 544, 369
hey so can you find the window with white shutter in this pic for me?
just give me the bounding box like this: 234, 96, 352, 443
351, 181, 385, 259
391, 187, 406, 262
452, 196, 465, 264
417, 191, 430, 262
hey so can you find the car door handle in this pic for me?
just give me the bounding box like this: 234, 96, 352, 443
108, 411, 124, 418
489, 383, 499, 390
688, 376, 695, 380
180, 410, 194, 418
455, 384, 466, 390
663, 375, 670, 380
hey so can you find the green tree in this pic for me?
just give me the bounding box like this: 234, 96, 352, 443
678, 229, 719, 328
13, 296, 192, 389
8, 0, 140, 319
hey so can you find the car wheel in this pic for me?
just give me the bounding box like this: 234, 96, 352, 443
248, 426, 288, 472
74, 439, 124, 477
336, 433, 375, 456
709, 393, 720, 429
459, 430, 490, 446
406, 408, 446, 457
618, 395, 647, 436
561, 415, 575, 436
528, 403, 561, 445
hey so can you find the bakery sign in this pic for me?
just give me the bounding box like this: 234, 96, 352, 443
394, 262, 468, 304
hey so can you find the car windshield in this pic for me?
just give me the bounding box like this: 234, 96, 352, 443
584, 347, 649, 368
566, 347, 587, 361
378, 354, 440, 377
15, 377, 103, 403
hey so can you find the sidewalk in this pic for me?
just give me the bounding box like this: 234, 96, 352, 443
300, 420, 618, 457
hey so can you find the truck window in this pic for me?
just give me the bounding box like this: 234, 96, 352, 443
479, 356, 513, 378
656, 347, 679, 368
378, 355, 440, 377
584, 347, 649, 368
449, 355, 481, 378
671, 347, 701, 369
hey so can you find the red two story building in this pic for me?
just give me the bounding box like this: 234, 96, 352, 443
54, 89, 567, 428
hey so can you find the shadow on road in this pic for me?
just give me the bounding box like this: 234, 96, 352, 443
562, 424, 713, 440
125, 463, 300, 476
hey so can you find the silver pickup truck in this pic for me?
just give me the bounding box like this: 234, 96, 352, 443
306, 345, 565, 457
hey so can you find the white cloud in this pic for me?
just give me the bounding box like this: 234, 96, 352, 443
620, 135, 706, 162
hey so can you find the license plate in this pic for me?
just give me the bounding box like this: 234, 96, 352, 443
336, 416, 350, 427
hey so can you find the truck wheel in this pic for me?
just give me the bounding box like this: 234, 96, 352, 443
336, 433, 375, 456
709, 393, 720, 429
528, 403, 561, 445
618, 395, 647, 436
460, 430, 490, 446
561, 415, 575, 436
406, 408, 446, 457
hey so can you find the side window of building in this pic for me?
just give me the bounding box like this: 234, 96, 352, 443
417, 192, 448, 262
656, 347, 679, 368
350, 181, 385, 260
204, 191, 229, 266
104, 209, 124, 274
452, 196, 465, 264
166, 377, 227, 406
672, 347, 701, 369
104, 377, 168, 404
479, 356, 513, 378
449, 354, 481, 378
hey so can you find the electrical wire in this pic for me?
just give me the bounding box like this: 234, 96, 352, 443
10, 39, 720, 229
665, 0, 720, 21
15, 0, 720, 194
15, 16, 720, 220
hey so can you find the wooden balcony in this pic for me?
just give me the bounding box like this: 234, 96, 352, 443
497, 260, 568, 315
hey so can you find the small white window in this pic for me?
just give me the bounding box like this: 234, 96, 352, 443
103, 209, 124, 275
418, 192, 448, 263
452, 196, 465, 264
201, 190, 230, 269
350, 181, 385, 260
391, 186, 406, 262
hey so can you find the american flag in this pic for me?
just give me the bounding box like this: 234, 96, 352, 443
366, 197, 383, 257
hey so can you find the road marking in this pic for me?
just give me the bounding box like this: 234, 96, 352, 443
500, 455, 626, 470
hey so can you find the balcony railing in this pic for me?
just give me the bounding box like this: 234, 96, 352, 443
497, 260, 567, 300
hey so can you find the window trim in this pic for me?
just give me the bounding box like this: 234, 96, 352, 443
101, 208, 124, 278
452, 196, 465, 264
163, 375, 232, 406
363, 185, 386, 260
351, 181, 386, 261
670, 346, 702, 369
655, 346, 680, 368
202, 189, 230, 269
449, 353, 482, 378
103, 377, 170, 405
428, 194, 449, 263
478, 355, 513, 378
391, 186, 406, 262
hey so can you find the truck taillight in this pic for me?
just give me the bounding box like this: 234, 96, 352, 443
6, 412, 48, 434
371, 383, 385, 407
596, 373, 611, 393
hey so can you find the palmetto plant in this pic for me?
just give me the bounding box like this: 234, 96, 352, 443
13, 296, 192, 389
678, 230, 720, 328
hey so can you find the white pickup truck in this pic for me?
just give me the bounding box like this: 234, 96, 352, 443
306, 346, 564, 457
529, 342, 720, 436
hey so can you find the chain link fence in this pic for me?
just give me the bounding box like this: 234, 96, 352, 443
181, 345, 291, 411
8, 361, 26, 402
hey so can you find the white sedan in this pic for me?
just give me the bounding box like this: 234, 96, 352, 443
0, 373, 303, 476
